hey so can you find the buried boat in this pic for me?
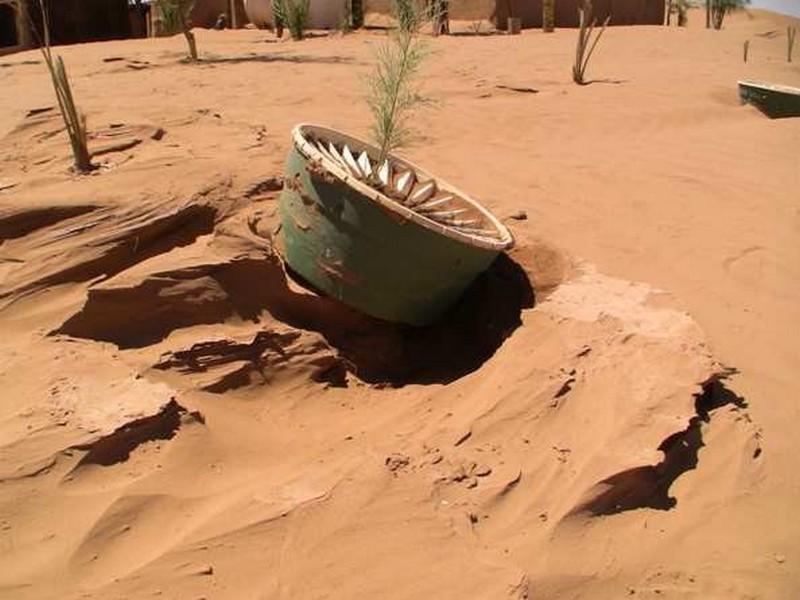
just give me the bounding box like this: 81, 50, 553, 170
738, 80, 800, 119
278, 124, 514, 326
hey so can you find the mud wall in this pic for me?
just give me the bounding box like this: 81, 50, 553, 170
364, 0, 494, 23
495, 0, 665, 28
0, 2, 19, 49
45, 0, 131, 45
129, 4, 149, 39
364, 0, 665, 28
191, 0, 248, 28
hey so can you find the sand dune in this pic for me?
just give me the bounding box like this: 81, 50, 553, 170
0, 7, 798, 599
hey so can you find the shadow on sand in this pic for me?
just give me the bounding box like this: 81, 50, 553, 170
573, 372, 749, 516
198, 52, 356, 66
285, 252, 536, 386
578, 78, 627, 86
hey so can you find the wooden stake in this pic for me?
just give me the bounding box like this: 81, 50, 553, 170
743, 39, 749, 63
543, 0, 555, 32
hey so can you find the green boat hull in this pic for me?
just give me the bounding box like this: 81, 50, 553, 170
279, 146, 505, 326
739, 80, 800, 119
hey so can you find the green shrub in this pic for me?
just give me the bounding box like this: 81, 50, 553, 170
273, 0, 311, 40
156, 0, 198, 60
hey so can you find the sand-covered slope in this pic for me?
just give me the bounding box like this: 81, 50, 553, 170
0, 8, 798, 599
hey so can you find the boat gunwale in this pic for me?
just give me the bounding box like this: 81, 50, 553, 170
737, 80, 800, 96
290, 123, 515, 253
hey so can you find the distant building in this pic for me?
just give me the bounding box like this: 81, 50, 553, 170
50, 0, 132, 43
0, 0, 32, 55
495, 0, 666, 29
191, 0, 247, 28
0, 0, 669, 58
364, 0, 666, 29
145, 0, 249, 36
1, 0, 132, 55
0, 0, 253, 55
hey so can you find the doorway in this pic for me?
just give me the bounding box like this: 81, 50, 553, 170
0, 3, 19, 48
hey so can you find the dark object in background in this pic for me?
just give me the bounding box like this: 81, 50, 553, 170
738, 80, 800, 119
45, 0, 131, 45
495, 0, 665, 30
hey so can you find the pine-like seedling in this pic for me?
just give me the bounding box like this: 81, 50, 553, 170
26, 0, 92, 172
366, 2, 433, 167
393, 0, 418, 33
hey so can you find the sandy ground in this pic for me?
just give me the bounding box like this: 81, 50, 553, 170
0, 8, 798, 600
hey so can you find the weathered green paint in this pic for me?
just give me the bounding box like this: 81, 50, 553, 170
279, 147, 502, 326
739, 80, 800, 119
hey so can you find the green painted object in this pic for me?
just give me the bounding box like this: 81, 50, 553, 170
278, 124, 514, 326
738, 80, 800, 119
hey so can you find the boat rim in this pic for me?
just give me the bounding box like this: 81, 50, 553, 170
737, 80, 800, 95
290, 123, 515, 252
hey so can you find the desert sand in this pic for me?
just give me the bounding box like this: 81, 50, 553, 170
0, 7, 798, 599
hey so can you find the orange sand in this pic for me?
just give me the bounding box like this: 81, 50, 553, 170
0, 8, 798, 599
